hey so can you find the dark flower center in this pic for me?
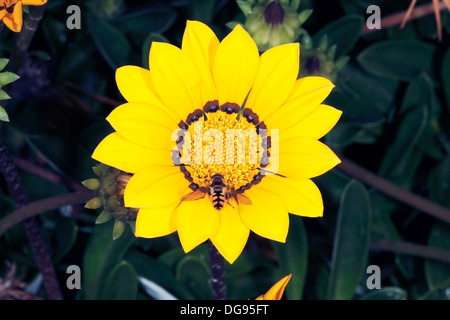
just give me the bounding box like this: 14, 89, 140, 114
305, 56, 321, 74
264, 1, 285, 26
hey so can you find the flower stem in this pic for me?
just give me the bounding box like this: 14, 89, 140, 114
0, 189, 96, 237
208, 241, 227, 300
337, 155, 450, 224
0, 137, 63, 300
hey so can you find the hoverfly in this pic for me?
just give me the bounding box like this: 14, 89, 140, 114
181, 173, 251, 210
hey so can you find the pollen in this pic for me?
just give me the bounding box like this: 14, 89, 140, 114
175, 104, 269, 191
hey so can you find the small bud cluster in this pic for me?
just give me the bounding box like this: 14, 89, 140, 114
83, 164, 137, 239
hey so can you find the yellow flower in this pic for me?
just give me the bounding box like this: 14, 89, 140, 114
92, 20, 341, 264
0, 0, 46, 32
255, 274, 291, 300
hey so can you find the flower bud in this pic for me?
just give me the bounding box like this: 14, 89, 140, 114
235, 0, 311, 51
84, 164, 138, 239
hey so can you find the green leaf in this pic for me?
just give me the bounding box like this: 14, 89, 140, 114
0, 90, 11, 100
141, 33, 169, 70
52, 218, 78, 263
0, 72, 20, 86
125, 249, 196, 300
114, 7, 177, 44
378, 105, 428, 187
176, 255, 211, 300
313, 15, 364, 57
428, 157, 450, 207
401, 73, 443, 159
112, 220, 126, 240
0, 58, 8, 71
100, 261, 138, 300
87, 17, 132, 70
441, 48, 450, 113
425, 222, 450, 291
357, 40, 436, 81
0, 106, 9, 122
272, 216, 308, 300
82, 221, 135, 300
236, 0, 252, 16
327, 180, 372, 300
360, 287, 407, 300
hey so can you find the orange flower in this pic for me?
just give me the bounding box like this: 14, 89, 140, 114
255, 274, 292, 300
0, 0, 47, 32
401, 0, 450, 41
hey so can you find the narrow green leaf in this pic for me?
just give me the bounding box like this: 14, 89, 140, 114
0, 72, 20, 86
357, 40, 436, 81
82, 221, 135, 300
313, 15, 364, 57
427, 157, 450, 207
0, 59, 8, 71
425, 222, 450, 291
360, 287, 407, 300
272, 216, 308, 300
0, 90, 11, 100
327, 180, 372, 300
96, 210, 112, 224
112, 220, 126, 240
298, 9, 313, 25
378, 105, 428, 186
0, 106, 9, 122
87, 17, 132, 70
100, 261, 138, 300
236, 0, 252, 15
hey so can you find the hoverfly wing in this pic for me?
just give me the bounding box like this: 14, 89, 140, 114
236, 193, 252, 205
181, 190, 206, 202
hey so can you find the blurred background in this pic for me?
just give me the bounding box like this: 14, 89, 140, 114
0, 0, 449, 300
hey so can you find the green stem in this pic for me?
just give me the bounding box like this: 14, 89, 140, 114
0, 189, 95, 237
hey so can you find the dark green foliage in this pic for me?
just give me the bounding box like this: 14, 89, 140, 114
0, 0, 449, 301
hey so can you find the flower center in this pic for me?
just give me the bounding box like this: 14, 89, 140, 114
174, 101, 270, 194
264, 1, 285, 26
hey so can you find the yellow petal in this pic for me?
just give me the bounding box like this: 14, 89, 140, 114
256, 274, 292, 300
92, 133, 172, 173
12, 1, 23, 31
283, 104, 342, 139
212, 24, 259, 107
124, 166, 189, 208
245, 43, 299, 121
106, 102, 177, 151
176, 196, 220, 253
115, 66, 163, 107
0, 10, 6, 20
149, 42, 203, 119
262, 176, 323, 217
182, 20, 219, 105
265, 76, 334, 133
22, 0, 47, 6
210, 203, 250, 264
276, 136, 341, 179
135, 205, 178, 238
239, 187, 289, 242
